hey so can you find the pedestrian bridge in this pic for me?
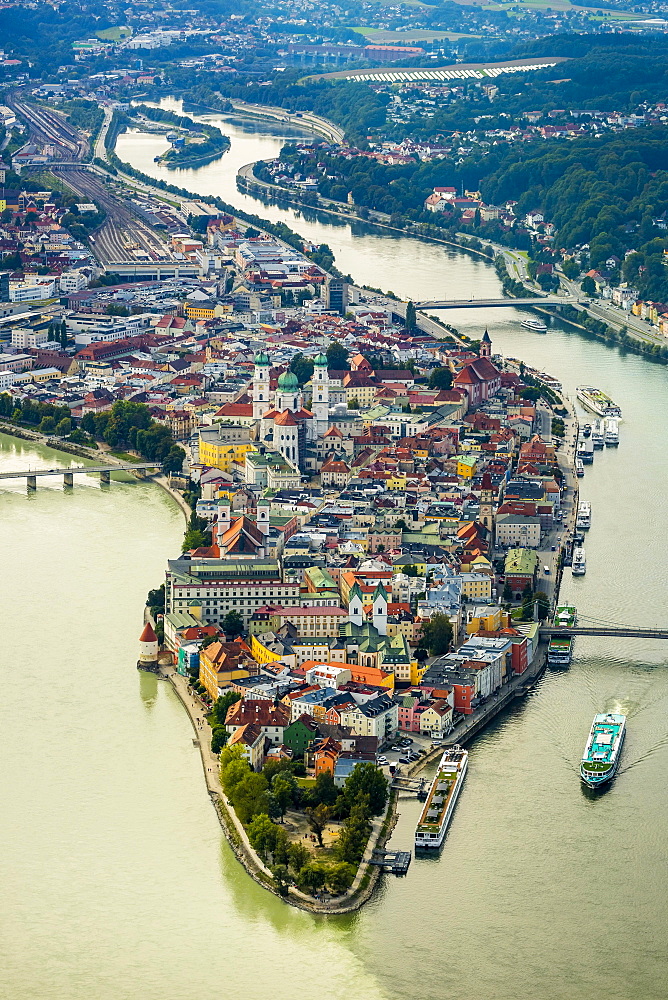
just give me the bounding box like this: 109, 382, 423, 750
415, 296, 575, 310
0, 462, 161, 489
541, 626, 668, 639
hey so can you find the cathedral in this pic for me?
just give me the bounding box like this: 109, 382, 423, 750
251, 351, 333, 471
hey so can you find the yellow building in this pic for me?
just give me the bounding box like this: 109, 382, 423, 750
460, 573, 493, 602
198, 429, 254, 472
345, 383, 377, 408
456, 454, 477, 478
387, 474, 408, 491
466, 606, 511, 635
198, 641, 250, 700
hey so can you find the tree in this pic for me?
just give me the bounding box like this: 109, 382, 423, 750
305, 803, 330, 847
336, 803, 371, 865
419, 613, 453, 656
211, 690, 241, 727
230, 772, 270, 825
221, 610, 244, 639
56, 417, 71, 437
581, 275, 596, 296
297, 862, 328, 895
405, 300, 417, 331
182, 528, 207, 552
39, 416, 56, 435
272, 774, 297, 820
342, 763, 388, 816
534, 590, 550, 621
270, 864, 293, 896
287, 841, 310, 874
210, 726, 228, 754
290, 353, 314, 386
245, 227, 260, 238
248, 813, 279, 858
309, 770, 338, 808
326, 862, 356, 895
415, 647, 428, 662
428, 367, 453, 390
326, 341, 349, 370
502, 582, 513, 603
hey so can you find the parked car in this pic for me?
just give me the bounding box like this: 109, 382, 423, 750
391, 744, 403, 751
377, 755, 388, 765
399, 756, 411, 764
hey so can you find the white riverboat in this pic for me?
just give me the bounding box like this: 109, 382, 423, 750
576, 386, 622, 419
415, 746, 468, 850
520, 318, 548, 333
572, 547, 587, 576
592, 419, 604, 448
576, 500, 592, 529
604, 417, 619, 446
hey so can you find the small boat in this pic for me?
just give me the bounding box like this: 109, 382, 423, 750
521, 318, 548, 333
576, 458, 584, 477
591, 419, 604, 448
580, 713, 626, 788
582, 423, 591, 438
572, 546, 586, 575
576, 386, 622, 419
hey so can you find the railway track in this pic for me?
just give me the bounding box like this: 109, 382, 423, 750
11, 98, 87, 159
52, 166, 170, 266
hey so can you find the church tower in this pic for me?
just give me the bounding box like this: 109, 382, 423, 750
480, 329, 492, 359
372, 582, 388, 636
310, 352, 330, 436
479, 471, 495, 533
252, 351, 271, 418
347, 582, 364, 627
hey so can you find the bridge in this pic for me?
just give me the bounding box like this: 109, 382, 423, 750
0, 462, 161, 489
415, 296, 575, 310
541, 626, 668, 639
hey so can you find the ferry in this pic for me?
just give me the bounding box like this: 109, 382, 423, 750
520, 318, 548, 333
592, 419, 604, 448
576, 500, 592, 529
604, 417, 619, 446
572, 547, 586, 576
576, 458, 584, 477
576, 386, 622, 419
415, 746, 468, 850
547, 606, 577, 668
580, 713, 626, 788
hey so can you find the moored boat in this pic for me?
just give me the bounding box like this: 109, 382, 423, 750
548, 605, 577, 668
520, 318, 548, 333
576, 500, 591, 529
592, 419, 604, 448
572, 546, 586, 575
580, 713, 626, 788
576, 386, 622, 419
604, 417, 619, 446
576, 458, 584, 477
415, 746, 468, 850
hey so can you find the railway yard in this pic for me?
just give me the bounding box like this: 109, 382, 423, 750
9, 98, 89, 161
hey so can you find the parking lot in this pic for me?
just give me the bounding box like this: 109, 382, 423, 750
376, 732, 438, 773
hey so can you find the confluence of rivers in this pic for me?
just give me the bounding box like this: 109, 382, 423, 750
1, 103, 667, 1000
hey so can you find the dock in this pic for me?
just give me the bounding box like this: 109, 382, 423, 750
369, 850, 412, 876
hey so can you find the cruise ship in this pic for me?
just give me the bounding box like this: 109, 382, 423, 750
520, 317, 548, 333
580, 713, 626, 788
572, 547, 586, 575
604, 417, 619, 446
576, 500, 592, 529
547, 605, 577, 668
592, 419, 604, 448
415, 746, 468, 850
576, 386, 622, 419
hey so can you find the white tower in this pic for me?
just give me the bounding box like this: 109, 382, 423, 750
257, 498, 270, 536
311, 352, 330, 436
252, 351, 271, 419
138, 621, 159, 670
372, 582, 388, 636
215, 497, 231, 546
274, 410, 299, 465
348, 582, 364, 627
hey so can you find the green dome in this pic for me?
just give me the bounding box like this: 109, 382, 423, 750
277, 370, 299, 390
254, 351, 270, 365
313, 352, 328, 367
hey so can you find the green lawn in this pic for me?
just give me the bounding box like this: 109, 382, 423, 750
96, 25, 132, 41
108, 450, 143, 464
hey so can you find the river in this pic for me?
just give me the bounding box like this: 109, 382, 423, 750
1, 105, 666, 1000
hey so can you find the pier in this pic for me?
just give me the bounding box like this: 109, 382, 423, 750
368, 850, 412, 876
0, 462, 161, 489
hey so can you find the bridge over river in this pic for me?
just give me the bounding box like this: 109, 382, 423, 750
541, 626, 668, 639
0, 462, 161, 489
415, 296, 576, 310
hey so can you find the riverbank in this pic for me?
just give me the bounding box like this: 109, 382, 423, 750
159, 661, 395, 914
